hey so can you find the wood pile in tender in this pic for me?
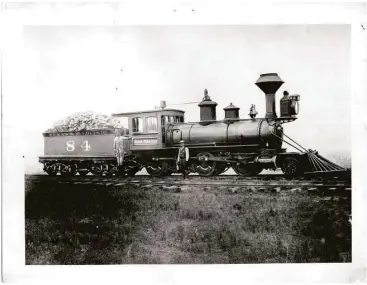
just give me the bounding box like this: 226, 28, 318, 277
45, 111, 125, 133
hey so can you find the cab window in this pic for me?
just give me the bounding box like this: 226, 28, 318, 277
164, 115, 184, 123
161, 116, 166, 143
166, 115, 174, 123
146, 116, 158, 133
132, 117, 143, 133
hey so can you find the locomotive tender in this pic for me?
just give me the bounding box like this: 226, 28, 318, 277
39, 73, 331, 177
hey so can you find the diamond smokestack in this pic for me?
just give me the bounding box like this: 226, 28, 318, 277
255, 73, 284, 119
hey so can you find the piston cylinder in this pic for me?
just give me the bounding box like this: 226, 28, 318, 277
254, 156, 277, 169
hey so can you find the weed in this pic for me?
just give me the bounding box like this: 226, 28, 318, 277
26, 181, 351, 264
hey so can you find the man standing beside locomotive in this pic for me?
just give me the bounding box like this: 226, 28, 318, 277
113, 129, 131, 174
176, 140, 190, 179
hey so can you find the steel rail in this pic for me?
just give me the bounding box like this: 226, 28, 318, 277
24, 174, 350, 184
25, 173, 349, 179
25, 177, 351, 188
24, 176, 350, 185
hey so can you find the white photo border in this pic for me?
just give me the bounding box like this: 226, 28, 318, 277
1, 1, 366, 284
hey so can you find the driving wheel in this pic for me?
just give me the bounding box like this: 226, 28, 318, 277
214, 163, 229, 175
194, 152, 217, 177
231, 163, 262, 177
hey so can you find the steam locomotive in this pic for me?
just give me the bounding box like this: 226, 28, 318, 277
39, 73, 343, 177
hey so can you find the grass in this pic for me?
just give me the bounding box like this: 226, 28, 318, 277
25, 181, 351, 264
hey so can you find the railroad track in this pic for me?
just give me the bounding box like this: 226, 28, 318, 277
25, 173, 351, 181
25, 174, 352, 191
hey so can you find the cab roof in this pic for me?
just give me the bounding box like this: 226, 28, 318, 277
112, 108, 185, 116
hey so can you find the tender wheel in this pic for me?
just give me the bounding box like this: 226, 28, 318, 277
51, 163, 63, 175
146, 161, 167, 177
106, 164, 119, 177
45, 168, 57, 176
77, 162, 90, 177
194, 152, 217, 177
281, 157, 303, 177
78, 170, 89, 177
91, 163, 105, 176
60, 163, 77, 176
61, 171, 75, 176
231, 163, 262, 177
44, 163, 57, 176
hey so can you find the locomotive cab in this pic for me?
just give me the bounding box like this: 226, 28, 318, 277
112, 109, 185, 151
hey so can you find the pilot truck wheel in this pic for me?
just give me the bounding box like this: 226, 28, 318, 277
281, 157, 303, 177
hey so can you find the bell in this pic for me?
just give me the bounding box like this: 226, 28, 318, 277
249, 104, 258, 119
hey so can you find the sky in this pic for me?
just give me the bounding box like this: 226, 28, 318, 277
5, 25, 351, 172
